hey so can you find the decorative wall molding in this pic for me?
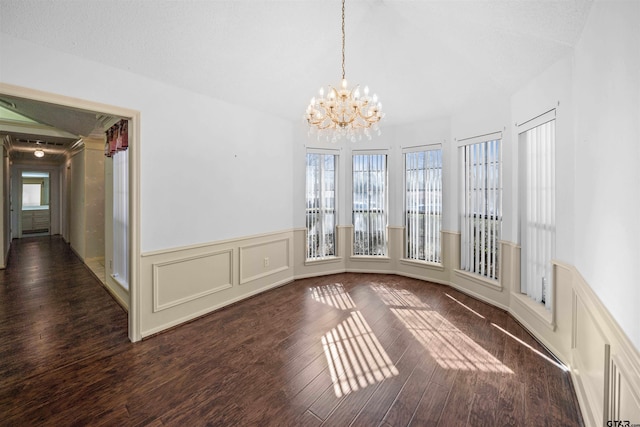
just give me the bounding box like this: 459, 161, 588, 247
239, 238, 290, 285
152, 249, 233, 312
142, 228, 294, 258
142, 276, 294, 338
140, 230, 294, 338
563, 261, 640, 426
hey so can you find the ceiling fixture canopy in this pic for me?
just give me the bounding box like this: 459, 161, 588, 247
305, 0, 384, 142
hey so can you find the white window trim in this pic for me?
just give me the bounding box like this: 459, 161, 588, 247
403, 144, 444, 264
516, 108, 556, 135
457, 131, 502, 147
351, 151, 389, 257
306, 151, 339, 260
459, 134, 503, 281
518, 113, 556, 310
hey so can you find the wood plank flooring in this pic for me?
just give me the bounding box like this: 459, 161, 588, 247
0, 236, 583, 426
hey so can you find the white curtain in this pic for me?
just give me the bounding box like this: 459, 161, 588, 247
405, 147, 442, 263
520, 119, 556, 309
113, 148, 129, 289
460, 137, 502, 280
306, 153, 336, 259
353, 154, 387, 256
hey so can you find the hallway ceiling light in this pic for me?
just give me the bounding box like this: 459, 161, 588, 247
304, 0, 384, 142
34, 149, 45, 158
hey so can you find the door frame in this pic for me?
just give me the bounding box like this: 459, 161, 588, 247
0, 82, 142, 343
14, 169, 54, 238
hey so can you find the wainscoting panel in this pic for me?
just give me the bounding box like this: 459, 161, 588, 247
395, 230, 452, 287
572, 287, 607, 426
292, 228, 346, 280
609, 353, 640, 423
346, 225, 394, 274
239, 238, 289, 285
152, 249, 233, 312
566, 263, 640, 427
140, 230, 294, 338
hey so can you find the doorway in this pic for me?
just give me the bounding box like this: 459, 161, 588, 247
0, 82, 141, 342
20, 171, 50, 236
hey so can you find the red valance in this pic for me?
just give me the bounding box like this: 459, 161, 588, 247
105, 119, 129, 157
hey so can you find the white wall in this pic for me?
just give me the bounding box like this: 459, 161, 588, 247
84, 146, 104, 259
572, 0, 640, 349
0, 34, 295, 254
69, 150, 86, 258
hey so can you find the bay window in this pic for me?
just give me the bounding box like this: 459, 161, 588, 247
405, 146, 443, 263
353, 153, 387, 256
306, 152, 337, 259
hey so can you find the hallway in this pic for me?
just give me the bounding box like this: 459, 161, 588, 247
0, 236, 582, 425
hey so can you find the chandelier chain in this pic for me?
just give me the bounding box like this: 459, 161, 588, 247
304, 0, 384, 141
341, 0, 345, 80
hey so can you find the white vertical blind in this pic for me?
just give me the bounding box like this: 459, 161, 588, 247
306, 153, 336, 259
404, 147, 442, 263
353, 154, 387, 256
520, 119, 555, 309
113, 148, 129, 289
460, 137, 502, 280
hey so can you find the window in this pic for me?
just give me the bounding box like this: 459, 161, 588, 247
306, 152, 337, 259
22, 183, 43, 207
353, 153, 387, 256
22, 172, 49, 208
113, 149, 129, 289
460, 136, 502, 280
519, 117, 555, 309
405, 147, 442, 263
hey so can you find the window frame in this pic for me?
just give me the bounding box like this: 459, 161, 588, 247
403, 144, 443, 264
459, 132, 503, 281
518, 111, 556, 309
305, 149, 339, 261
352, 151, 388, 257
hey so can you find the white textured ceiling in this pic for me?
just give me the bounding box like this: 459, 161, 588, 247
0, 0, 593, 125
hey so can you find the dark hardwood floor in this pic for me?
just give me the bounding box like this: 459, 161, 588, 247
0, 236, 583, 426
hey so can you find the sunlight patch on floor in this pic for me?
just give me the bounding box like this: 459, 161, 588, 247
310, 283, 356, 310
491, 322, 569, 371
322, 310, 399, 397
372, 284, 512, 373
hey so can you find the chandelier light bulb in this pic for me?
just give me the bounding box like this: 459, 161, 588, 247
34, 149, 44, 158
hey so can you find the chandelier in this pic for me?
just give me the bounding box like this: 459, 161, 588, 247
305, 0, 384, 142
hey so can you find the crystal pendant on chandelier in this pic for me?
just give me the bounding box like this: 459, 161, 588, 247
304, 0, 384, 142
305, 79, 383, 142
